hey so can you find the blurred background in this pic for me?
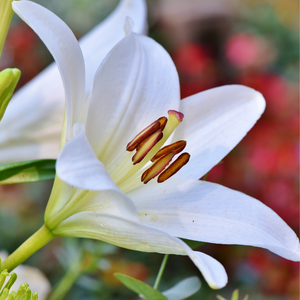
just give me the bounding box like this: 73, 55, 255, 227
0, 0, 299, 299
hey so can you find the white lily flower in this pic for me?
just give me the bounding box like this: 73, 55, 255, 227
0, 0, 147, 163
12, 0, 300, 290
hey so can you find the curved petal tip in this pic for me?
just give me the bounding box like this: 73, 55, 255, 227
124, 17, 134, 35
56, 123, 118, 191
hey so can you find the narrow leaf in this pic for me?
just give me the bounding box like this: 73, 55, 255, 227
231, 290, 239, 300
114, 273, 167, 300
7, 291, 16, 300
162, 276, 201, 300
2, 273, 17, 292
14, 283, 29, 300
31, 293, 39, 300
0, 271, 9, 291
0, 288, 9, 300
0, 159, 56, 184
23, 288, 31, 300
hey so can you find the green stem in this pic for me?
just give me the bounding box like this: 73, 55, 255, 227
0, 224, 54, 272
153, 254, 169, 290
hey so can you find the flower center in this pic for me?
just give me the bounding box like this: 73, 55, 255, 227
110, 110, 190, 193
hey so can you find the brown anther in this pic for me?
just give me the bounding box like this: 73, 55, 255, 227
157, 116, 168, 131
141, 152, 175, 184
126, 120, 161, 151
132, 130, 163, 165
126, 117, 168, 152
157, 152, 190, 183
151, 140, 187, 162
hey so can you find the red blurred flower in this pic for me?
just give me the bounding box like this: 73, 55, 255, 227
172, 43, 218, 98
1, 23, 44, 86
247, 248, 299, 296
173, 43, 211, 76
239, 73, 290, 116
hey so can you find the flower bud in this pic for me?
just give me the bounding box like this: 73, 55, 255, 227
0, 68, 21, 121
0, 0, 15, 57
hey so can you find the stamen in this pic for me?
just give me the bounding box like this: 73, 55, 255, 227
162, 110, 184, 138
157, 152, 190, 183
116, 111, 185, 187
126, 120, 161, 151
126, 117, 167, 152
141, 152, 175, 184
132, 130, 163, 165
151, 140, 186, 162
157, 116, 168, 131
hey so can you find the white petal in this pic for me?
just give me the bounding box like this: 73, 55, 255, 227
53, 211, 227, 289
45, 185, 138, 230
172, 85, 266, 179
0, 67, 63, 163
66, 190, 139, 221
12, 0, 85, 138
85, 32, 180, 167
129, 178, 300, 261
82, 0, 148, 91
162, 276, 201, 300
124, 17, 134, 35
0, 0, 148, 163
56, 123, 118, 191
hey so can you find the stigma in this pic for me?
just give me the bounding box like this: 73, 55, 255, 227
126, 110, 190, 184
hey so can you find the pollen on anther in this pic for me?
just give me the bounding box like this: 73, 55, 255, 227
157, 116, 168, 131
126, 120, 161, 151
151, 140, 186, 162
126, 117, 168, 152
132, 130, 163, 165
157, 152, 190, 183
141, 151, 175, 184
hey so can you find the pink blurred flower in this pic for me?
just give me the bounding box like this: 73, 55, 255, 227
226, 33, 275, 69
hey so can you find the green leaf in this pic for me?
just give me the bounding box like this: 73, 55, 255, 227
181, 239, 205, 250
216, 290, 250, 300
14, 283, 28, 300
0, 289, 9, 300
23, 288, 32, 300
114, 273, 167, 300
162, 277, 201, 300
31, 293, 39, 300
7, 291, 16, 300
2, 273, 16, 292
231, 290, 239, 300
0, 159, 56, 184
0, 270, 9, 291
